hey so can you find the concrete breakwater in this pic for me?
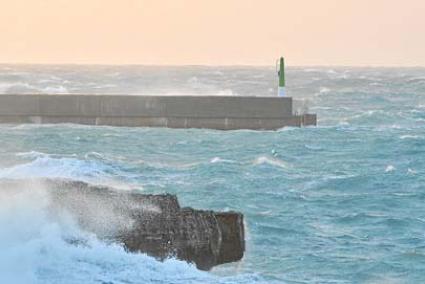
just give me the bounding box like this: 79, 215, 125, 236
0, 94, 316, 130
1, 178, 245, 270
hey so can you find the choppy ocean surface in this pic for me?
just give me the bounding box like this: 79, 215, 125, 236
1, 65, 425, 284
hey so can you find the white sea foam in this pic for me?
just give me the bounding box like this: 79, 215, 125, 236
210, 157, 223, 163
0, 170, 259, 284
0, 82, 69, 94
276, 126, 299, 132
406, 77, 425, 84
253, 156, 288, 169
314, 87, 331, 97
0, 156, 107, 180
349, 110, 385, 120
304, 144, 323, 151
303, 68, 319, 73
0, 180, 222, 284
1, 156, 138, 191
0, 83, 13, 93
15, 151, 47, 159
41, 85, 69, 94
216, 89, 238, 96
320, 87, 331, 94
210, 157, 236, 164
369, 82, 384, 86
385, 165, 395, 172
141, 89, 239, 96
400, 135, 421, 140
0, 82, 37, 93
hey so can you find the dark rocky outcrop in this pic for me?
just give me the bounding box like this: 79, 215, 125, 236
1, 178, 245, 270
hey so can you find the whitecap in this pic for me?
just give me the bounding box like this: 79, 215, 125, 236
15, 151, 46, 159
148, 90, 239, 97
215, 89, 238, 96
40, 85, 69, 94
314, 87, 331, 97
210, 157, 223, 163
210, 157, 235, 164
15, 151, 78, 160
400, 135, 421, 140
0, 156, 138, 190
187, 76, 199, 83
0, 82, 37, 93
102, 133, 123, 137
276, 126, 299, 132
369, 82, 384, 86
91, 84, 117, 89
257, 210, 273, 216
84, 151, 105, 160
210, 70, 224, 76
303, 68, 319, 72
406, 77, 425, 84
253, 156, 288, 169
304, 144, 323, 151
385, 165, 395, 172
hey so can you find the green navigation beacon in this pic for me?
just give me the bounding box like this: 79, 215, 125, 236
277, 57, 285, 96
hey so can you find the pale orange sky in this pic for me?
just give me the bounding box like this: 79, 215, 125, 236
0, 0, 424, 66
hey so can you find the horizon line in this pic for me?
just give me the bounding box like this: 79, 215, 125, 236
0, 62, 424, 69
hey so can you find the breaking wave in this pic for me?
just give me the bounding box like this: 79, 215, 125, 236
0, 157, 265, 284
252, 156, 288, 169
0, 179, 262, 284
2, 156, 121, 183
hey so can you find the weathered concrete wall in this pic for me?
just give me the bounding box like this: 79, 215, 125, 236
0, 94, 316, 130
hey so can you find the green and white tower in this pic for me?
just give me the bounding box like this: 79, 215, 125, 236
277, 57, 285, 96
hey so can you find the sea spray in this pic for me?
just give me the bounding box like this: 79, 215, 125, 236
0, 179, 261, 284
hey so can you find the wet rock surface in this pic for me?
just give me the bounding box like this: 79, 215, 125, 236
2, 179, 245, 270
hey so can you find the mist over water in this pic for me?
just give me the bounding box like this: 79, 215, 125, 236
1, 65, 425, 283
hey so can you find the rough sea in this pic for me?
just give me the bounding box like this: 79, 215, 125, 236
0, 65, 425, 284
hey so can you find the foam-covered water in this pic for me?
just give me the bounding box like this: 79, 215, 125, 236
1, 65, 425, 283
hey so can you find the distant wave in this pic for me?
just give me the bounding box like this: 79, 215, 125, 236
0, 82, 36, 93
405, 77, 425, 84
400, 135, 422, 140
8, 151, 210, 182
162, 89, 239, 96
210, 157, 236, 164
319, 87, 331, 93
41, 85, 69, 93
314, 87, 331, 97
0, 82, 69, 94
302, 68, 320, 73
15, 150, 49, 159
2, 154, 137, 190
304, 144, 323, 151
252, 156, 288, 169
385, 165, 396, 172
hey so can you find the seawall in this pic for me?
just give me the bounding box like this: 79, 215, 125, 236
0, 94, 316, 130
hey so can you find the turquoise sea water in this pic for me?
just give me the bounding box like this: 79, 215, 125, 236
0, 66, 425, 283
